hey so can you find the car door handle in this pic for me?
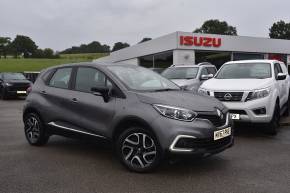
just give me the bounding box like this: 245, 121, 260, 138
72, 98, 78, 103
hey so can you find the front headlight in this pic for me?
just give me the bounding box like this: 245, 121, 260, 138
153, 104, 197, 122
5, 82, 13, 86
247, 88, 270, 101
198, 88, 209, 96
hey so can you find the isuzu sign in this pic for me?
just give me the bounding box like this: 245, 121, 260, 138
180, 36, 222, 47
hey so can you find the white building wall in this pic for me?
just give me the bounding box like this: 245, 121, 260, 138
173, 50, 195, 65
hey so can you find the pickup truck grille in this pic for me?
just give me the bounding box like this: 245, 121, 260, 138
214, 92, 243, 102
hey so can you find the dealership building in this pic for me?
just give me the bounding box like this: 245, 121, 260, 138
96, 31, 290, 70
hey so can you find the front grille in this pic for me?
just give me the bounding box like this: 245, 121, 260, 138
175, 137, 232, 151
229, 110, 247, 115
7, 83, 30, 91
197, 113, 227, 127
214, 92, 243, 102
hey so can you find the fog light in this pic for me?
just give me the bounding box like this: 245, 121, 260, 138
175, 138, 194, 149
253, 107, 266, 115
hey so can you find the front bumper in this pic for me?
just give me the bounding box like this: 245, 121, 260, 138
151, 114, 234, 156
222, 95, 274, 123
5, 87, 28, 96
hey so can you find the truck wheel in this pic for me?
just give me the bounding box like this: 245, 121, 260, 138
266, 103, 280, 135
284, 94, 290, 116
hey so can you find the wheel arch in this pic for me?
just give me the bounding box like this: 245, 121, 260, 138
112, 116, 158, 142
23, 107, 43, 122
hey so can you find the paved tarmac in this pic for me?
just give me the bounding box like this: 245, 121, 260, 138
1, 99, 290, 193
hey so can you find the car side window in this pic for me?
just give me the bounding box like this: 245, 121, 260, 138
75, 67, 112, 93
206, 67, 217, 75
274, 63, 283, 77
49, 68, 72, 89
200, 68, 209, 76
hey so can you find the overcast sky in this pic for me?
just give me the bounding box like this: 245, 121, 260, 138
1, 0, 289, 51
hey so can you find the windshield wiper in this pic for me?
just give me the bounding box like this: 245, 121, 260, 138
153, 88, 180, 92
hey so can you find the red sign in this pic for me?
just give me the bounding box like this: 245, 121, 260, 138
180, 36, 222, 47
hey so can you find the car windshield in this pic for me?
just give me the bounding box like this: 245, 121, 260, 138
3, 73, 26, 80
107, 65, 180, 91
162, 67, 199, 79
215, 63, 272, 79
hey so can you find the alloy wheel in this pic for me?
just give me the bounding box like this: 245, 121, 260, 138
122, 132, 157, 169
24, 116, 41, 143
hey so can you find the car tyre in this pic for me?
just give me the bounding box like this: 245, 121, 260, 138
0, 88, 7, 100
116, 127, 163, 173
24, 113, 49, 146
266, 103, 280, 135
284, 93, 290, 116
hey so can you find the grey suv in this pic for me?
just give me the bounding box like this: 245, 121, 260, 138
23, 63, 233, 172
162, 62, 217, 92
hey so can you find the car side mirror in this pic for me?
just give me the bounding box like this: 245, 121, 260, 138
277, 73, 287, 80
91, 86, 110, 102
201, 74, 214, 80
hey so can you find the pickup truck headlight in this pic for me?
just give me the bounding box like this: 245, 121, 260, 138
198, 88, 209, 96
247, 88, 270, 101
153, 104, 197, 122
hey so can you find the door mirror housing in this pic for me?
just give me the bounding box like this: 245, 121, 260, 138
201, 74, 214, 80
91, 86, 110, 102
277, 73, 287, 80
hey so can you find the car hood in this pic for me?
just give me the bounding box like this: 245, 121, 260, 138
136, 90, 225, 112
200, 78, 273, 91
171, 79, 198, 87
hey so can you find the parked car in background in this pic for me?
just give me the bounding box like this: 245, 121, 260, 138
199, 60, 290, 135
0, 72, 32, 100
161, 62, 217, 92
23, 63, 233, 172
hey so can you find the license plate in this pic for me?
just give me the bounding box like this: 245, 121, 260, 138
17, 91, 26, 94
230, 114, 240, 120
214, 127, 231, 141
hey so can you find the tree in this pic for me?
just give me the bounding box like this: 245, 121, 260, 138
43, 48, 54, 58
112, 42, 130, 52
0, 37, 11, 58
138, 37, 152, 44
194, 19, 237, 35
61, 41, 110, 54
269, 20, 290, 40
10, 35, 38, 58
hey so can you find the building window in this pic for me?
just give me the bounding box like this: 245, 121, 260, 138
233, 53, 265, 61
154, 51, 173, 68
139, 55, 154, 68
195, 51, 231, 69
139, 51, 173, 69
268, 54, 287, 64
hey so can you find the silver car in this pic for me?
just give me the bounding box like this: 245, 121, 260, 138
162, 62, 217, 92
